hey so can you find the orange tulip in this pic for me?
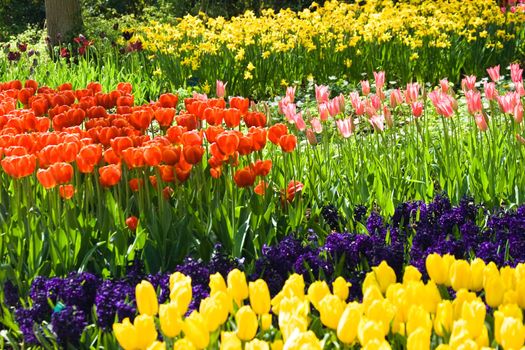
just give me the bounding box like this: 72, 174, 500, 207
217, 131, 240, 156
279, 134, 297, 153
268, 124, 288, 145
59, 184, 75, 200
183, 145, 204, 165
126, 216, 139, 231
49, 162, 74, 184
230, 97, 250, 114
158, 165, 175, 182
205, 125, 224, 143
254, 180, 268, 195
234, 166, 256, 188
204, 107, 224, 126
1, 154, 36, 179
144, 146, 162, 166
238, 135, 253, 156
166, 125, 185, 144
159, 93, 178, 108
176, 113, 199, 130
252, 159, 272, 177
224, 108, 242, 128
154, 108, 176, 128
99, 164, 122, 187
244, 111, 267, 128
37, 168, 57, 189
129, 109, 153, 130
161, 146, 181, 165
129, 178, 144, 192
248, 127, 267, 151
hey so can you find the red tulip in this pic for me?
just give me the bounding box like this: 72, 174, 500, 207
59, 184, 75, 199
99, 164, 122, 187
268, 123, 288, 145
279, 134, 297, 153
126, 216, 139, 231
233, 166, 256, 188
37, 168, 57, 189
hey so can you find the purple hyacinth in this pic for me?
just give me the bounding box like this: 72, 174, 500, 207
3, 280, 19, 307
51, 306, 87, 345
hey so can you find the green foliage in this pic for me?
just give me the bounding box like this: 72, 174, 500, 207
0, 0, 45, 39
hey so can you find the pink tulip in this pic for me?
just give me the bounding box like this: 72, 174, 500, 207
294, 112, 307, 131
216, 80, 227, 98
439, 79, 449, 93
486, 65, 500, 82
373, 71, 386, 90
306, 128, 317, 145
336, 118, 354, 138
484, 82, 498, 100
497, 92, 520, 114
335, 94, 345, 113
278, 96, 292, 114
510, 63, 523, 83
465, 90, 482, 114
461, 75, 477, 91
327, 99, 341, 117
283, 103, 297, 122
411, 101, 423, 118
384, 106, 393, 128
389, 89, 403, 108
516, 82, 525, 96
368, 114, 385, 132
318, 103, 329, 121
370, 94, 381, 111
315, 84, 330, 104
310, 117, 323, 133
405, 83, 420, 104
193, 92, 207, 101
429, 90, 455, 118
361, 80, 370, 96
286, 86, 296, 103
376, 88, 385, 101
474, 113, 488, 131
514, 103, 524, 124
349, 91, 365, 115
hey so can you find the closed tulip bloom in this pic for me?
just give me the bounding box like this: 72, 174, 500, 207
113, 318, 138, 350
485, 275, 505, 308
227, 269, 249, 307
249, 279, 271, 315
236, 305, 258, 341
500, 266, 517, 291
426, 253, 450, 285
372, 261, 397, 294
469, 258, 486, 292
307, 281, 330, 310
449, 320, 472, 349
333, 277, 351, 301
318, 294, 345, 329
246, 339, 270, 350
407, 327, 431, 350
434, 300, 453, 337
169, 272, 192, 315
406, 305, 432, 336
159, 302, 182, 338
368, 299, 397, 335
134, 314, 158, 349
220, 331, 242, 350
337, 302, 363, 344
461, 300, 486, 338
136, 280, 158, 316
402, 266, 422, 284
147, 341, 166, 350
271, 340, 284, 350
261, 313, 272, 331
173, 338, 196, 350
362, 339, 392, 350
209, 272, 227, 295
283, 330, 322, 350
358, 318, 385, 346
450, 260, 472, 291
500, 316, 525, 350
182, 311, 209, 349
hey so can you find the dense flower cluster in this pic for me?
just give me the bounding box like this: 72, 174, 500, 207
115, 256, 525, 349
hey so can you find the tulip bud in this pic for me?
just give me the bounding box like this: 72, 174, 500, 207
357, 318, 385, 346
500, 316, 525, 350
261, 313, 272, 331
332, 277, 351, 301
113, 318, 138, 350
249, 279, 271, 315
200, 294, 229, 332
271, 340, 283, 350
406, 305, 432, 336
372, 261, 397, 294
281, 274, 305, 299
148, 341, 166, 350
307, 281, 330, 310
209, 272, 227, 295
402, 266, 422, 284
407, 327, 430, 350
449, 259, 471, 291
337, 302, 363, 344
173, 338, 196, 350
236, 305, 258, 341
169, 272, 192, 315
425, 253, 451, 285
318, 294, 345, 330
136, 280, 158, 316
182, 311, 210, 349
461, 300, 486, 338
283, 330, 322, 350
159, 302, 182, 338
133, 314, 158, 349
220, 331, 242, 350
227, 269, 249, 307
434, 300, 453, 337
485, 275, 505, 308
469, 258, 486, 292
245, 339, 270, 350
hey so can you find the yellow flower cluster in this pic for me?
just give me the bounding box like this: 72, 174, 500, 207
127, 0, 523, 69
113, 254, 525, 350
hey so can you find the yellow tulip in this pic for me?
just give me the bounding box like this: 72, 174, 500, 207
113, 318, 138, 350
173, 338, 196, 350
307, 281, 329, 310
249, 279, 271, 315
281, 274, 305, 299
182, 311, 209, 349
271, 340, 283, 350
147, 341, 165, 350
483, 262, 499, 288
261, 313, 272, 331
282, 330, 322, 350
362, 272, 380, 293
227, 269, 249, 307
236, 305, 258, 341
422, 280, 442, 314
209, 272, 227, 295
220, 331, 242, 350
318, 294, 345, 329
406, 305, 432, 336
452, 289, 478, 320
499, 317, 525, 350
358, 318, 385, 346
498, 303, 523, 322
485, 275, 505, 308
245, 339, 270, 350
450, 260, 471, 291
136, 280, 159, 316
134, 314, 158, 350
337, 302, 363, 344
425, 253, 449, 285
449, 320, 472, 349
469, 258, 486, 292
517, 278, 525, 309
475, 325, 489, 348
367, 299, 396, 335
434, 300, 453, 337
461, 300, 486, 338
362, 338, 392, 350
169, 272, 192, 315
159, 302, 182, 338
435, 345, 451, 350
363, 285, 384, 312
332, 277, 351, 301
372, 261, 397, 294
407, 327, 430, 350
403, 266, 422, 284
200, 294, 229, 332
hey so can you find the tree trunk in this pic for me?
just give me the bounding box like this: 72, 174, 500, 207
45, 0, 83, 46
